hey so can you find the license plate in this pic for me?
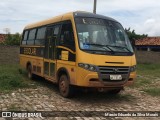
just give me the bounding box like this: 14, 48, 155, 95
110, 75, 122, 80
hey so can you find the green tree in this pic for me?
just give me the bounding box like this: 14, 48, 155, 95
125, 28, 147, 47
125, 28, 148, 41
4, 33, 21, 45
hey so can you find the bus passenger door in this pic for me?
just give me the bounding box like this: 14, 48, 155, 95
44, 25, 60, 81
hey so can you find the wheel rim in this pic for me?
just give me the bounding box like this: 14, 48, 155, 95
60, 80, 67, 93
59, 75, 69, 96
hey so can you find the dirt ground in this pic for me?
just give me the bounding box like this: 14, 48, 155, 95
0, 45, 160, 120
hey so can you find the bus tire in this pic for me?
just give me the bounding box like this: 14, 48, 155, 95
27, 65, 33, 79
58, 74, 74, 98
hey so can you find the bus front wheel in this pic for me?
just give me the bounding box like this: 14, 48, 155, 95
59, 74, 74, 98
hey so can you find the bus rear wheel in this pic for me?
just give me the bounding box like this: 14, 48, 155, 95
27, 65, 33, 79
59, 74, 74, 98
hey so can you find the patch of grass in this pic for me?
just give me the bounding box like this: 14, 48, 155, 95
132, 63, 160, 90
0, 64, 33, 92
143, 88, 160, 97
132, 77, 152, 88
137, 63, 160, 77
114, 94, 135, 101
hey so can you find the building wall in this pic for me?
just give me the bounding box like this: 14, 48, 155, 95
0, 34, 6, 43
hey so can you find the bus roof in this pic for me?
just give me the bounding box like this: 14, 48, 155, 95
24, 11, 118, 30
24, 12, 71, 29
73, 11, 118, 22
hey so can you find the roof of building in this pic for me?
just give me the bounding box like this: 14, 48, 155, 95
135, 37, 160, 45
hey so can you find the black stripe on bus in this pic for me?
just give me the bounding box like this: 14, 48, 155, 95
20, 46, 44, 57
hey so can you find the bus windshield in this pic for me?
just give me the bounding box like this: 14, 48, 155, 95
75, 17, 133, 53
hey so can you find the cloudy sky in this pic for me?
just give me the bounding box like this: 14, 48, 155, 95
0, 0, 160, 36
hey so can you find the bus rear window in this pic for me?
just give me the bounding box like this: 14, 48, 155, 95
22, 31, 28, 45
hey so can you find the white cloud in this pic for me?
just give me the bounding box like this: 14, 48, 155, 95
144, 19, 155, 25
0, 0, 160, 36
135, 18, 160, 36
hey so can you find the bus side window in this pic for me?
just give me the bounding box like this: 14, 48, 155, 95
27, 29, 36, 45
60, 22, 75, 51
35, 27, 46, 45
53, 26, 60, 43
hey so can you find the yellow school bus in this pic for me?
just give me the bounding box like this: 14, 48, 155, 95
20, 11, 136, 97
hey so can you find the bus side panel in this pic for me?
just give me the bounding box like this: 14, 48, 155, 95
20, 54, 44, 77
20, 55, 27, 69
57, 60, 76, 85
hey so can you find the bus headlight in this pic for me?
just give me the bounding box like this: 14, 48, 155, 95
84, 64, 89, 69
130, 65, 136, 72
78, 63, 97, 72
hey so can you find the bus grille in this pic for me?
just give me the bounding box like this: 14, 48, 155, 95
98, 66, 130, 82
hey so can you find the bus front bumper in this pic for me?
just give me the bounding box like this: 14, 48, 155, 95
76, 72, 136, 88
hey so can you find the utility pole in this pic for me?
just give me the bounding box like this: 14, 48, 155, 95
93, 0, 97, 14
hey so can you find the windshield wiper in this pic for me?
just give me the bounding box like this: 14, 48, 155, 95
85, 43, 115, 53
105, 45, 132, 53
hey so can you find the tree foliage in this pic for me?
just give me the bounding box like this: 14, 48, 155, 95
125, 28, 148, 41
3, 33, 21, 45
125, 28, 148, 42
125, 28, 148, 47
